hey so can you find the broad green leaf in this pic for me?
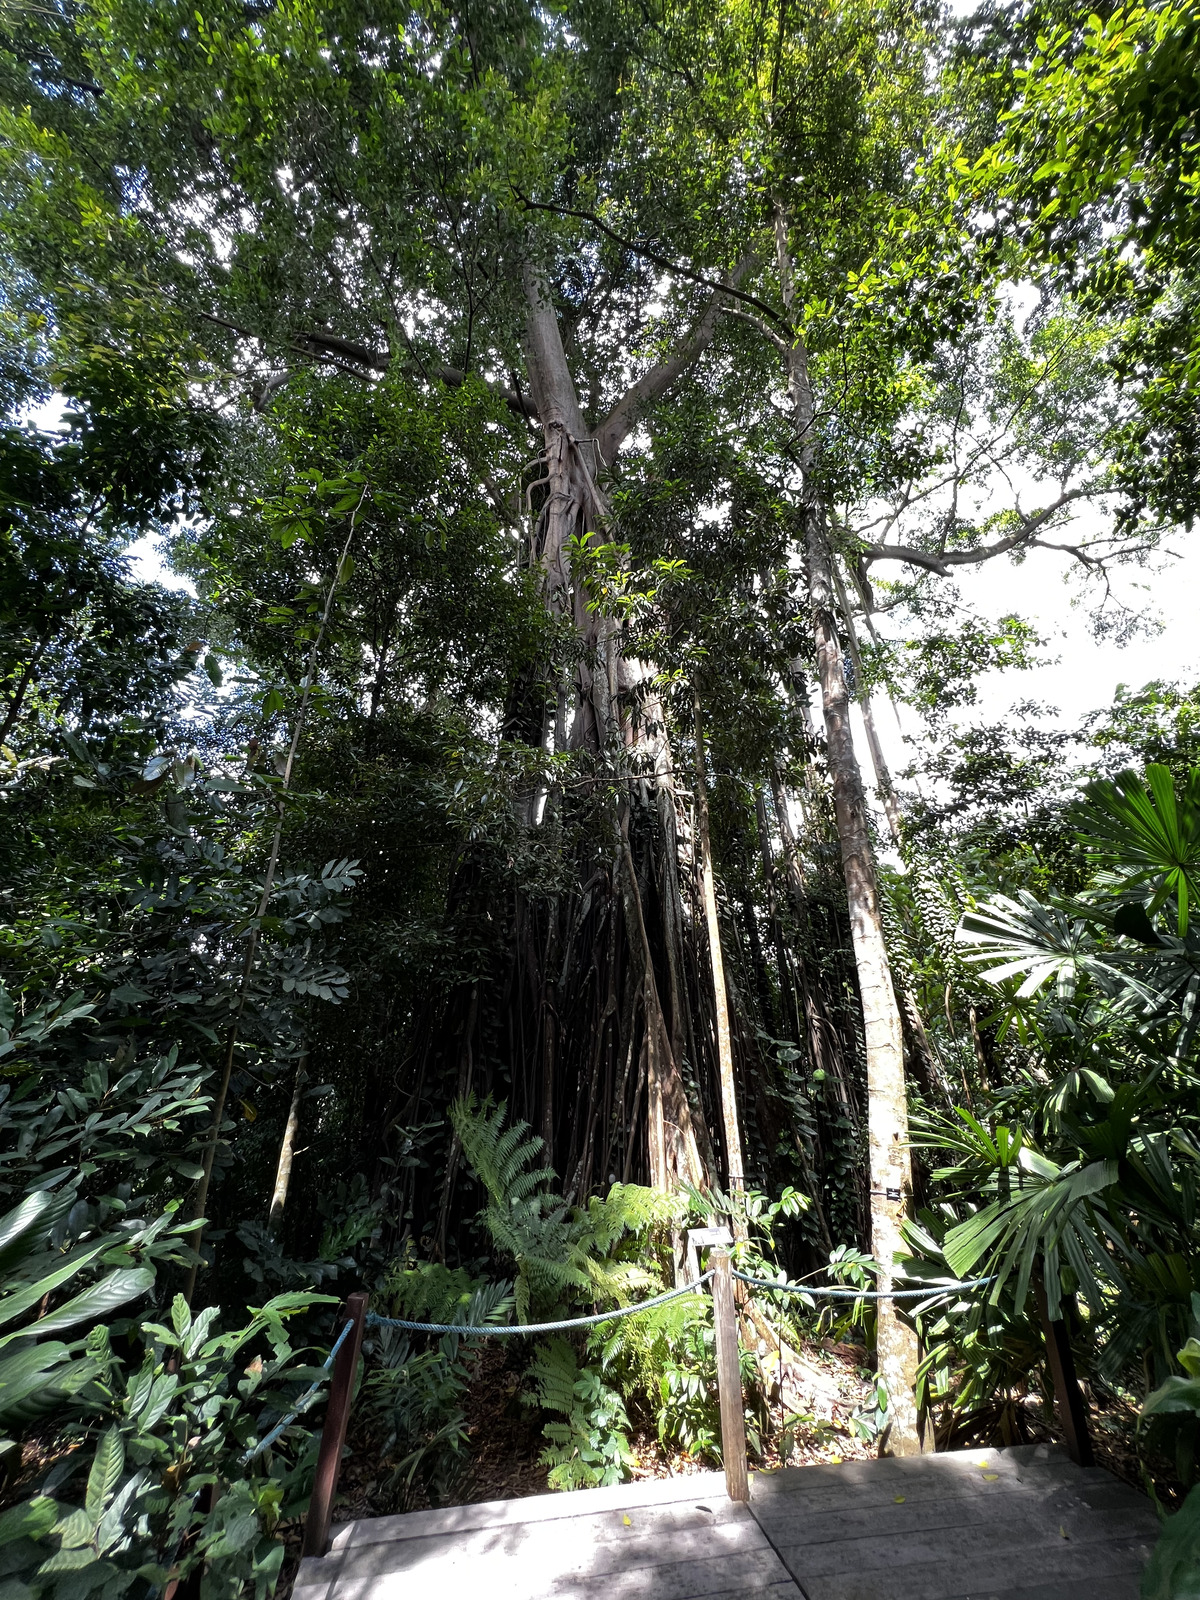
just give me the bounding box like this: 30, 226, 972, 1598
1142, 1375, 1200, 1418
52, 1509, 95, 1550
85, 1428, 123, 1523
0, 1497, 58, 1549
0, 1344, 72, 1423
0, 1239, 109, 1332
36, 1546, 96, 1574
0, 1190, 64, 1274
139, 1373, 179, 1431
29, 1268, 155, 1339
1140, 1483, 1200, 1599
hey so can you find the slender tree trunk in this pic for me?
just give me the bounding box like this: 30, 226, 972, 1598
693, 693, 746, 1211
0, 640, 46, 745
774, 211, 924, 1455
831, 558, 903, 848
268, 1058, 307, 1235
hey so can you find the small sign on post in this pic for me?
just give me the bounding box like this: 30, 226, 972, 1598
690, 1228, 749, 1504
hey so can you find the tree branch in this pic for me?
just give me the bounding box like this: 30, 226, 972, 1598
293, 330, 389, 370
196, 310, 536, 419
513, 190, 789, 331
720, 304, 789, 353
433, 363, 537, 421
596, 256, 755, 464
860, 490, 1088, 576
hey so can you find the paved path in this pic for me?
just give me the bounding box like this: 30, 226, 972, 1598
292, 1444, 1158, 1600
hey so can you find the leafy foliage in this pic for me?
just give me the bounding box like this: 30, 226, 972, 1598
450, 1096, 680, 1323
6, 0, 1200, 1582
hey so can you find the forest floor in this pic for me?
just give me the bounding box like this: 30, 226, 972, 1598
330, 1332, 881, 1522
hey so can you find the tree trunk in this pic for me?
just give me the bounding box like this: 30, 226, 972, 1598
693, 693, 747, 1215
268, 1057, 307, 1235
521, 263, 708, 1193
831, 558, 903, 848
774, 212, 924, 1455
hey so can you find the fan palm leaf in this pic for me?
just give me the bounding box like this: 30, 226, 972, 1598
1078, 764, 1200, 935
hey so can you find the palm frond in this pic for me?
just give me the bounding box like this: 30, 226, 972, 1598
1078, 764, 1200, 935
957, 891, 1121, 1002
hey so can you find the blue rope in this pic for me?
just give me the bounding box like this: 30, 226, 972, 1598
733, 1271, 994, 1301
238, 1268, 987, 1464
240, 1317, 355, 1464
364, 1271, 715, 1336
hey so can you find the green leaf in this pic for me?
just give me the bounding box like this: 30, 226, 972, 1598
1142, 1375, 1200, 1419
29, 1267, 155, 1338
139, 1373, 179, 1431
1080, 765, 1200, 936
37, 1546, 96, 1574
0, 1343, 73, 1424
52, 1508, 95, 1550
0, 1189, 64, 1274
0, 1238, 109, 1331
125, 1360, 154, 1418
1141, 1483, 1200, 1598
170, 1293, 191, 1340
85, 1428, 123, 1523
0, 1497, 58, 1549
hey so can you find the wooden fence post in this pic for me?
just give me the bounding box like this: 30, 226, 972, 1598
710, 1247, 749, 1502
301, 1291, 368, 1559
1033, 1275, 1094, 1468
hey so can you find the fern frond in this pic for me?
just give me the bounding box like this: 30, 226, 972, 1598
450, 1094, 555, 1209
582, 1183, 683, 1255
527, 1336, 579, 1414
576, 1257, 659, 1305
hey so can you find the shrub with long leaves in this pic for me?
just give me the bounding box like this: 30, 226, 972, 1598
906, 763, 1200, 1503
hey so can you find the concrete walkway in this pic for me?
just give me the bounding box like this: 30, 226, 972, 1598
292, 1444, 1158, 1600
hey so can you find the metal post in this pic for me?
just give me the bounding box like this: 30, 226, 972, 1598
302, 1292, 368, 1558
1034, 1275, 1094, 1468
710, 1247, 749, 1502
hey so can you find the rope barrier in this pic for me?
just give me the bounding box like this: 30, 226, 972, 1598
733, 1271, 994, 1301
238, 1268, 988, 1465
241, 1317, 355, 1464
364, 1271, 715, 1337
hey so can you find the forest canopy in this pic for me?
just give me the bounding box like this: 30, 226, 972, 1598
3, 0, 1200, 1593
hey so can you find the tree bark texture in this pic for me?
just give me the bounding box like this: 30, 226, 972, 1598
693, 693, 746, 1209
831, 557, 903, 848
806, 505, 923, 1455
268, 1058, 306, 1235
775, 211, 923, 1454
519, 263, 707, 1192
